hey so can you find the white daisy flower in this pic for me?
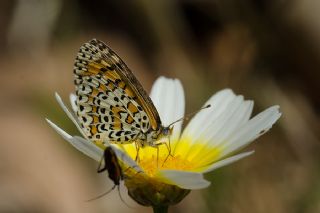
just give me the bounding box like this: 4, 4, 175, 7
46, 76, 281, 209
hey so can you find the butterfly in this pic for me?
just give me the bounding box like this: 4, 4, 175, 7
73, 39, 172, 153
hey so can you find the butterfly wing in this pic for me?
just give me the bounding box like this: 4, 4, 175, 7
73, 39, 161, 147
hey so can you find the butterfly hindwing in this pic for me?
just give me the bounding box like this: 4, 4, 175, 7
73, 39, 162, 146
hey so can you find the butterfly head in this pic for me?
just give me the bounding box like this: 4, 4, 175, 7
162, 126, 173, 137
156, 125, 174, 145
144, 125, 173, 147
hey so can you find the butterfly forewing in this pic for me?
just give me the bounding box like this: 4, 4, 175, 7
73, 39, 162, 147
90, 39, 161, 129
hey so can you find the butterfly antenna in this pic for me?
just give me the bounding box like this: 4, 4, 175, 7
86, 185, 116, 202
168, 104, 211, 127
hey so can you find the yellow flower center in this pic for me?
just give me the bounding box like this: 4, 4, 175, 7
119, 137, 221, 176
138, 154, 196, 177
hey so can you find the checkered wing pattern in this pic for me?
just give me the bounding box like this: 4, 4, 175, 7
73, 39, 161, 147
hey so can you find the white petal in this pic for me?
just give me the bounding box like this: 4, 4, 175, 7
197, 95, 245, 143
200, 99, 254, 148
69, 93, 78, 113
211, 100, 253, 142
150, 77, 185, 142
55, 92, 87, 139
221, 106, 281, 157
109, 145, 143, 173
157, 170, 210, 190
71, 136, 103, 162
181, 89, 236, 145
46, 118, 102, 161
46, 119, 143, 172
46, 118, 72, 140
201, 151, 254, 173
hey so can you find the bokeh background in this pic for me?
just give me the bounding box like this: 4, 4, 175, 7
1, 0, 319, 212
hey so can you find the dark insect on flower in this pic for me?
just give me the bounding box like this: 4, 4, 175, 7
87, 146, 126, 202
98, 146, 124, 187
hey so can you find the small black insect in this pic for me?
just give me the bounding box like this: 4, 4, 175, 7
87, 146, 131, 207
98, 146, 124, 187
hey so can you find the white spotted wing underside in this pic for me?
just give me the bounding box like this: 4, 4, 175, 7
73, 39, 161, 147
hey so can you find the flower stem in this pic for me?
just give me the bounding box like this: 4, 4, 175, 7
152, 205, 169, 213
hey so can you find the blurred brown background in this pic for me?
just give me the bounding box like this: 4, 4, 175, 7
0, 0, 319, 212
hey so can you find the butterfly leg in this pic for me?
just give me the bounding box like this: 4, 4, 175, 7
162, 138, 174, 166
167, 137, 174, 157
134, 141, 140, 162
156, 145, 160, 168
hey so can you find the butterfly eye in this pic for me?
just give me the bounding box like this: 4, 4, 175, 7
163, 127, 172, 136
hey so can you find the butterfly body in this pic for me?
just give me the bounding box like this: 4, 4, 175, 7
73, 39, 171, 149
